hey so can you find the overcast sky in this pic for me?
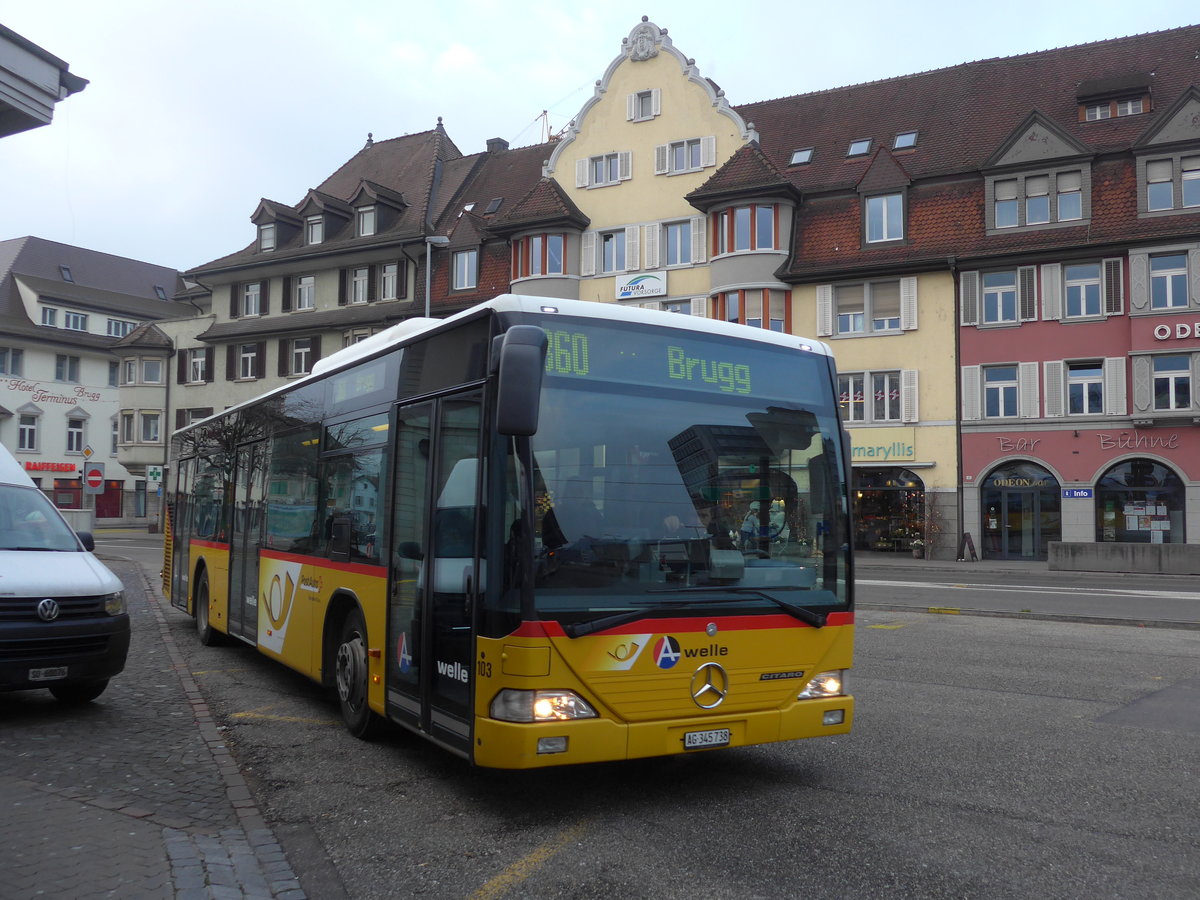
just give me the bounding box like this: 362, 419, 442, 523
2, 1, 1197, 273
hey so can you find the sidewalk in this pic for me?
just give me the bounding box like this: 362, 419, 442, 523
0, 554, 307, 900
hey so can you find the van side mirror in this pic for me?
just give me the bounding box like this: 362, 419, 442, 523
77, 531, 95, 551
496, 325, 547, 436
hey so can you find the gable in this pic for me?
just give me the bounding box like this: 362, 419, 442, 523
1135, 90, 1200, 148
987, 112, 1090, 168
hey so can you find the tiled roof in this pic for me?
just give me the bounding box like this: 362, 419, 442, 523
488, 177, 589, 235
435, 141, 558, 234
688, 142, 798, 209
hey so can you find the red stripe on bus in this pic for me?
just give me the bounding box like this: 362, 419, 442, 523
259, 548, 386, 577
512, 610, 853, 638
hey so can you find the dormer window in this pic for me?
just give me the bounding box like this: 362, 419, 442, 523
893, 131, 918, 150
358, 206, 376, 237
306, 216, 324, 245
259, 223, 276, 251
154, 285, 168, 300
484, 197, 503, 215
847, 139, 871, 157
59, 265, 73, 282
1085, 103, 1112, 121
1084, 96, 1147, 121
789, 148, 813, 165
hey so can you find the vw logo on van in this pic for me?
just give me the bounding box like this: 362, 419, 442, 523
37, 599, 60, 622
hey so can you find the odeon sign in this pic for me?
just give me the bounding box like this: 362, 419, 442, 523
1153, 322, 1200, 340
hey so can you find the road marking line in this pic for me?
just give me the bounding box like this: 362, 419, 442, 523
867, 623, 908, 629
471, 819, 588, 900
928, 607, 961, 615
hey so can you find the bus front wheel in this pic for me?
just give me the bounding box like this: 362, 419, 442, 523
335, 609, 382, 739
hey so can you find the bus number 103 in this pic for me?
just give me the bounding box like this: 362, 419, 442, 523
545, 331, 590, 376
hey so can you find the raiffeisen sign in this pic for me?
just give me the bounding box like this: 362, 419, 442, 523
615, 272, 666, 300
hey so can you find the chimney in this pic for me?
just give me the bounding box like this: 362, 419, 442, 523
487, 137, 509, 153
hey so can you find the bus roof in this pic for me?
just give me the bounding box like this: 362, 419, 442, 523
175, 295, 833, 436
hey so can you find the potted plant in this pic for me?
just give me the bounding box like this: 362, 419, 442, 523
910, 538, 925, 559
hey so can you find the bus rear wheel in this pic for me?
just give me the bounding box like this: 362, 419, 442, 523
335, 609, 382, 739
195, 569, 223, 646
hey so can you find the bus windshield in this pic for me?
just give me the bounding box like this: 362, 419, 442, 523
521, 318, 849, 630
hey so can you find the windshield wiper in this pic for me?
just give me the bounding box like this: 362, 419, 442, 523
562, 600, 716, 638
647, 586, 827, 628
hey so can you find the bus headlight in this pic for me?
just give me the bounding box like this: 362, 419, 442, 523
490, 689, 597, 723
103, 591, 126, 616
798, 670, 845, 699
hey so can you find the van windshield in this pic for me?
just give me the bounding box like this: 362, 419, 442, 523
0, 485, 82, 551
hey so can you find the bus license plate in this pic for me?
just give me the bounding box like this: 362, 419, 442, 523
29, 666, 68, 682
684, 728, 731, 750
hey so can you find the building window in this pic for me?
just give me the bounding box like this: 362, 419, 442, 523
123, 358, 137, 384
847, 139, 871, 156
1067, 361, 1104, 414
1143, 156, 1200, 212
350, 267, 370, 304
67, 418, 85, 453
1147, 160, 1173, 211
18, 414, 38, 450
873, 372, 903, 421
111, 418, 118, 455
839, 371, 906, 423
188, 348, 208, 383
835, 281, 901, 334
839, 373, 866, 421
242, 282, 261, 316
1117, 98, 1144, 116
1150, 254, 1188, 309
358, 206, 376, 237
668, 138, 702, 173
513, 234, 565, 278
239, 344, 259, 380
121, 412, 134, 444
289, 274, 312, 310
107, 318, 136, 337
142, 359, 163, 384
991, 170, 1087, 228
1085, 103, 1112, 121
453, 250, 477, 290
789, 148, 813, 165
380, 263, 399, 300
55, 354, 80, 383
140, 412, 161, 443
984, 366, 1019, 418
664, 221, 691, 267
1024, 176, 1050, 225
629, 89, 659, 121
59, 265, 73, 282
63, 311, 88, 331
1096, 459, 1184, 544
108, 361, 118, 387
41, 307, 57, 326
306, 216, 324, 244
1065, 264, 1102, 317
291, 338, 313, 375
601, 231, 626, 274
344, 329, 371, 347
0, 347, 23, 376
1057, 172, 1082, 221
155, 285, 168, 300
865, 193, 904, 243
982, 272, 1018, 324
1086, 98, 1145, 121
893, 131, 918, 149
714, 289, 787, 332
1153, 356, 1191, 410
259, 223, 276, 251
715, 204, 776, 254
592, 153, 621, 186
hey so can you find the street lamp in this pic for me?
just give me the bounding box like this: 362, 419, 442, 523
424, 235, 449, 317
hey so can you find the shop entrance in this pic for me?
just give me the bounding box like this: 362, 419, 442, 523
980, 462, 1060, 560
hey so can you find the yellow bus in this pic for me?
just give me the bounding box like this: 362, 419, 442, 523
166, 296, 854, 768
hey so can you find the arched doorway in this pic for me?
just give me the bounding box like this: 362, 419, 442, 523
1095, 459, 1185, 544
980, 461, 1060, 560
853, 467, 925, 552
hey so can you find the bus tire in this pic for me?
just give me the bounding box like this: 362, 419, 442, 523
195, 568, 223, 646
50, 680, 109, 704
335, 609, 382, 739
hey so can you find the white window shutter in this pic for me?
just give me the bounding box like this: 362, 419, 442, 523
625, 225, 640, 272
1041, 264, 1062, 320
1189, 250, 1200, 306
1103, 258, 1124, 315
1018, 266, 1038, 321
618, 151, 632, 181
651, 88, 661, 116
701, 135, 717, 168
1193, 353, 1200, 409
960, 271, 979, 325
1043, 360, 1065, 417
1104, 357, 1126, 415
690, 298, 707, 316
1129, 251, 1149, 310
901, 369, 919, 423
626, 93, 636, 121
962, 365, 981, 420
816, 284, 834, 337
580, 232, 596, 276
900, 277, 918, 330
1131, 355, 1152, 411
576, 159, 589, 189
654, 145, 669, 175
1018, 361, 1040, 418
644, 224, 660, 270
690, 216, 707, 264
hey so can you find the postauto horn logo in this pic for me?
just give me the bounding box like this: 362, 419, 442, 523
655, 636, 682, 669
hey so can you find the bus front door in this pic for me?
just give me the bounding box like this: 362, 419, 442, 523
228, 443, 265, 643
386, 396, 482, 754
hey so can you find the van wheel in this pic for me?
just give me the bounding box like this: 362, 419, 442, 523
335, 609, 382, 739
195, 569, 223, 646
50, 680, 109, 704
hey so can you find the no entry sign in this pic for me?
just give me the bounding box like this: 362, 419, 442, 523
83, 463, 105, 495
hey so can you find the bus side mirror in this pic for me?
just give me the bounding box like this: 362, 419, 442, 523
496, 325, 547, 436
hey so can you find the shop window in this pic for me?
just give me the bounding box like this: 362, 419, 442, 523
1095, 459, 1185, 544
852, 468, 925, 552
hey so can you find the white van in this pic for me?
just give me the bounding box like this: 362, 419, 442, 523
0, 444, 129, 703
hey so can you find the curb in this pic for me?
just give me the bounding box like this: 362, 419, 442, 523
858, 601, 1200, 631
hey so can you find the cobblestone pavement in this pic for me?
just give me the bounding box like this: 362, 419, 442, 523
0, 557, 306, 899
